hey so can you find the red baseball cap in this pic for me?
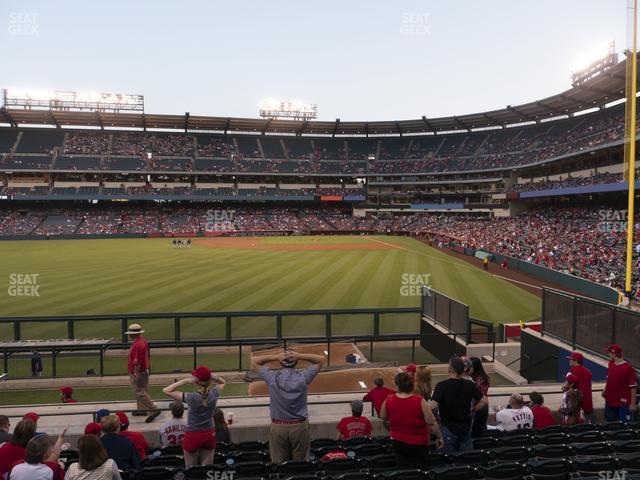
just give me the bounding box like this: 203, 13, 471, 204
60, 386, 73, 396
23, 412, 39, 423
192, 366, 212, 382
84, 422, 102, 435
605, 344, 623, 356
565, 373, 580, 385
405, 363, 417, 375
567, 352, 584, 362
115, 411, 129, 430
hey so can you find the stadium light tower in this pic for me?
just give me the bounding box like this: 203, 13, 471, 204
258, 99, 317, 120
570, 41, 619, 87
2, 88, 144, 113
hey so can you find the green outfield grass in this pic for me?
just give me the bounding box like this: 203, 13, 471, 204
0, 382, 250, 406
0, 236, 539, 338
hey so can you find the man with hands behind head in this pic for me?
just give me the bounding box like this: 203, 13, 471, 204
252, 349, 326, 464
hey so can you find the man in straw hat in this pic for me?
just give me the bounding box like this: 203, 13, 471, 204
126, 323, 161, 422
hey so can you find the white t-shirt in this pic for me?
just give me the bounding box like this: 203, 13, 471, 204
496, 406, 534, 431
158, 417, 187, 447
9, 463, 53, 480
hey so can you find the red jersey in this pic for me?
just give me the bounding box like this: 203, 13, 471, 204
531, 404, 557, 429
384, 394, 429, 446
363, 386, 395, 416
336, 416, 373, 440
570, 364, 593, 413
0, 443, 25, 477
604, 359, 637, 407
120, 430, 149, 460
128, 337, 150, 374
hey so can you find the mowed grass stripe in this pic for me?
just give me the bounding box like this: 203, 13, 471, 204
89, 249, 278, 313
0, 245, 253, 314
230, 250, 350, 311
279, 250, 373, 311
164, 250, 301, 312
192, 250, 333, 311
332, 250, 396, 309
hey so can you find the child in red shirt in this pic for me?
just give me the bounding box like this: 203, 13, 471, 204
337, 400, 373, 440
529, 392, 557, 429
363, 378, 395, 417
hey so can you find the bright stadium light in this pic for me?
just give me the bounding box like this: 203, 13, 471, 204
258, 99, 317, 120
571, 41, 613, 72
570, 40, 619, 87
2, 88, 144, 113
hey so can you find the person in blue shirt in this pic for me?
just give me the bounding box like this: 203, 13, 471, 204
252, 349, 326, 464
100, 414, 140, 471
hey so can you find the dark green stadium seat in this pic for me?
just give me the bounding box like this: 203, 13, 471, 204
427, 465, 477, 480
493, 446, 531, 464
572, 455, 618, 475
531, 444, 571, 459
600, 421, 626, 432
571, 442, 612, 457
570, 430, 605, 443
473, 436, 501, 450
232, 461, 272, 477
618, 452, 640, 473
566, 423, 596, 434
534, 433, 569, 445
527, 458, 571, 477
364, 453, 396, 472
502, 435, 533, 447
479, 462, 527, 480
319, 458, 362, 474
449, 449, 491, 466
276, 461, 317, 476
346, 443, 386, 458
606, 429, 639, 442
611, 440, 640, 454
134, 466, 178, 480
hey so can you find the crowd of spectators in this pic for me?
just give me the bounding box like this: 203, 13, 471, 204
5, 103, 626, 175
509, 172, 623, 193
64, 133, 109, 155
412, 207, 636, 292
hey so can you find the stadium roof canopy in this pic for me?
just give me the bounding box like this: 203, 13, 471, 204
0, 57, 635, 136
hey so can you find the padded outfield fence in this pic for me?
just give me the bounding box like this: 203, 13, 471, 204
542, 288, 640, 366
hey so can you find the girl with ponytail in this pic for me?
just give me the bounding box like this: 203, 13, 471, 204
163, 366, 226, 467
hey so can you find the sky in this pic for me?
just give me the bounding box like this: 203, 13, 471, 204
0, 0, 630, 122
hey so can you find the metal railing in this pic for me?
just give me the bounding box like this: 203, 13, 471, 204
0, 307, 421, 343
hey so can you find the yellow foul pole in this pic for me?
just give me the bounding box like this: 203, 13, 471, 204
625, 0, 638, 297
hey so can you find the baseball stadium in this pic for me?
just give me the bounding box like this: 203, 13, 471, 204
1, 2, 640, 479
